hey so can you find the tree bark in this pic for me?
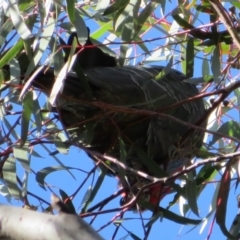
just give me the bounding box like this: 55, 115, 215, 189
0, 205, 103, 240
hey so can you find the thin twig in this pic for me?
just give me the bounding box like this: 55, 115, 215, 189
209, 0, 240, 51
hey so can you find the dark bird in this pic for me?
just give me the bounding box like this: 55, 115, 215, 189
31, 31, 206, 211
32, 65, 206, 210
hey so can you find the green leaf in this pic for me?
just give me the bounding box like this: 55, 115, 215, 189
3, 117, 19, 141
0, 184, 11, 202
32, 95, 42, 135
155, 56, 173, 80
66, 0, 75, 23
0, 69, 3, 90
49, 58, 75, 105
103, 0, 130, 16
65, 34, 78, 65
211, 46, 221, 83
31, 150, 43, 158
136, 148, 186, 198
210, 120, 240, 146
145, 211, 163, 228
228, 214, 240, 239
2, 157, 21, 199
24, 16, 55, 79
196, 146, 216, 159
0, 39, 24, 68
8, 0, 32, 40
18, 0, 35, 12
186, 38, 194, 78
0, 20, 14, 47
90, 37, 116, 57
21, 91, 33, 145
216, 166, 233, 239
129, 232, 142, 240
180, 164, 217, 215
145, 202, 202, 225
39, 139, 74, 173
172, 11, 195, 31
195, 4, 214, 14
136, 36, 150, 54
9, 58, 20, 85
232, 2, 240, 9
134, 2, 158, 38
81, 170, 106, 213
135, 147, 167, 178
54, 136, 69, 155
13, 145, 30, 171
59, 189, 76, 214
36, 166, 77, 190
202, 57, 210, 76
96, 0, 111, 12
72, 10, 88, 45
73, 61, 93, 100
62, 35, 93, 100
90, 22, 113, 39
81, 186, 92, 210
119, 44, 129, 66
84, 121, 95, 145
195, 164, 217, 186
185, 179, 199, 217
119, 136, 127, 162
122, 17, 134, 42
115, 0, 138, 33
21, 171, 28, 197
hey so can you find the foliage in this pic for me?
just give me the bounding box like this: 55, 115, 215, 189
0, 0, 240, 239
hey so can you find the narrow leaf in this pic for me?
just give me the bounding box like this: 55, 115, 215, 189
185, 179, 199, 217
186, 38, 194, 78
21, 91, 33, 145
0, 39, 24, 68
66, 0, 75, 23
210, 120, 240, 146
49, 55, 77, 105
59, 189, 76, 214
145, 212, 162, 228
81, 170, 106, 213
211, 46, 221, 83
54, 136, 69, 155
104, 0, 129, 16
13, 145, 30, 171
36, 166, 77, 189
155, 56, 173, 80
72, 11, 88, 45
228, 213, 240, 239
146, 203, 202, 225
32, 93, 42, 135
134, 2, 158, 38
8, 0, 32, 39
2, 157, 21, 199
216, 165, 233, 239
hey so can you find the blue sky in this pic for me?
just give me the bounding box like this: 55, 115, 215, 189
0, 0, 240, 239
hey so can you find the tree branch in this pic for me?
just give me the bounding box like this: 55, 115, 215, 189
0, 205, 104, 240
